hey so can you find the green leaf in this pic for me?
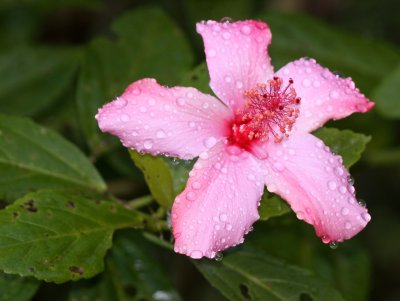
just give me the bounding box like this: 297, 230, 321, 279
77, 6, 193, 152
196, 249, 345, 301
180, 63, 212, 94
313, 127, 371, 168
129, 150, 175, 208
372, 62, 400, 119
0, 272, 40, 301
261, 11, 400, 94
0, 114, 106, 202
247, 220, 371, 301
69, 231, 182, 301
0, 47, 80, 116
0, 190, 143, 283
259, 192, 291, 221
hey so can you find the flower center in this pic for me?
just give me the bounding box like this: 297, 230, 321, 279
228, 77, 300, 149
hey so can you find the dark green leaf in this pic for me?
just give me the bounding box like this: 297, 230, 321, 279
196, 249, 345, 301
129, 150, 175, 208
69, 231, 182, 301
0, 114, 106, 202
261, 11, 400, 94
0, 272, 40, 301
247, 220, 371, 301
372, 62, 400, 119
259, 192, 291, 221
0, 47, 79, 116
0, 190, 143, 283
77, 6, 193, 152
180, 63, 212, 94
313, 127, 371, 168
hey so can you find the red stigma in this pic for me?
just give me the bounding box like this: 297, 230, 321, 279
228, 77, 300, 149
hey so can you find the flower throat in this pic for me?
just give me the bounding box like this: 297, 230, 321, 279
228, 77, 300, 149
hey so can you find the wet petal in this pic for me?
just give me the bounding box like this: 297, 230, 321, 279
263, 133, 371, 244
197, 20, 274, 112
276, 58, 374, 133
96, 78, 232, 159
172, 142, 265, 259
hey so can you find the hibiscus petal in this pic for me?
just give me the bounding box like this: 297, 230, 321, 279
263, 133, 371, 244
96, 78, 232, 159
276, 58, 374, 133
197, 20, 274, 112
171, 142, 265, 259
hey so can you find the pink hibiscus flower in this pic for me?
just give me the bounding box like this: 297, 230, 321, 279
96, 19, 374, 259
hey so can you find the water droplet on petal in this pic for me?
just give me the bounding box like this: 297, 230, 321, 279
219, 213, 228, 222
296, 211, 304, 220
345, 221, 352, 229
321, 235, 331, 244
240, 25, 252, 35
225, 223, 232, 230
192, 181, 201, 190
357, 198, 366, 207
235, 81, 243, 89
186, 191, 196, 201
156, 130, 166, 138
329, 241, 338, 249
121, 114, 130, 122
224, 75, 232, 83
361, 212, 371, 222
114, 98, 127, 108
140, 106, 147, 113
328, 181, 337, 190
329, 90, 339, 99
222, 32, 231, 40
208, 49, 217, 57
214, 252, 223, 261
220, 17, 233, 23
190, 250, 203, 259
302, 78, 311, 87
176, 97, 186, 106
143, 139, 153, 150
204, 136, 217, 148
341, 207, 349, 215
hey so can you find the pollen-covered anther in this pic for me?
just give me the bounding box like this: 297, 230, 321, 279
238, 77, 300, 143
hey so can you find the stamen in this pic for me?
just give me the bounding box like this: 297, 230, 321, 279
229, 77, 300, 147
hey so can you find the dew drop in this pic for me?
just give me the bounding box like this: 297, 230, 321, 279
302, 78, 311, 87
222, 32, 231, 40
247, 174, 255, 181
140, 106, 147, 113
315, 140, 324, 148
186, 191, 196, 201
199, 152, 209, 159
339, 186, 347, 194
143, 139, 153, 150
348, 177, 355, 185
190, 250, 203, 259
345, 221, 352, 229
224, 75, 232, 83
347, 196, 356, 205
313, 80, 321, 88
219, 213, 228, 222
240, 25, 252, 35
214, 252, 223, 261
361, 212, 371, 222
321, 235, 331, 244
357, 199, 366, 207
156, 130, 166, 138
273, 162, 285, 172
176, 97, 186, 106
220, 17, 233, 23
120, 114, 130, 122
329, 241, 338, 249
204, 136, 217, 148
235, 81, 243, 89
208, 49, 217, 57
334, 166, 344, 176
148, 98, 156, 106
114, 98, 127, 108
341, 207, 349, 216
191, 181, 201, 190
225, 223, 233, 231
327, 181, 337, 190
131, 87, 141, 95
296, 211, 304, 220
329, 90, 339, 99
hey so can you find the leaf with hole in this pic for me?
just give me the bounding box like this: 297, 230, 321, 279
0, 190, 143, 283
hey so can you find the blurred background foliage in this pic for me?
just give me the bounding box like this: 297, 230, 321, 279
0, 0, 399, 300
